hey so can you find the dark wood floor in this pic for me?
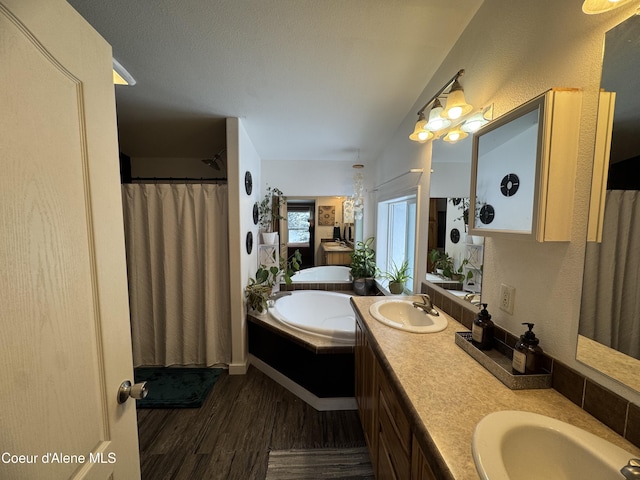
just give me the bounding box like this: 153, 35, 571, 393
137, 365, 367, 479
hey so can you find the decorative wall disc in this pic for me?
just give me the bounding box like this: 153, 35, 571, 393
253, 202, 259, 225
500, 173, 520, 197
246, 231, 253, 254
452, 198, 462, 206
479, 204, 495, 224
244, 171, 253, 195
450, 228, 461, 244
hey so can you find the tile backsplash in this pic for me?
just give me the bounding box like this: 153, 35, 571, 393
422, 281, 640, 449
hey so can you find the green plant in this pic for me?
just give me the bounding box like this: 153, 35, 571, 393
350, 237, 379, 279
245, 249, 302, 313
429, 249, 454, 277
383, 259, 412, 284
383, 259, 412, 294
258, 186, 287, 232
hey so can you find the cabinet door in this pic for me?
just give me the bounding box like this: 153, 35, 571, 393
411, 436, 437, 480
469, 88, 581, 242
355, 318, 378, 468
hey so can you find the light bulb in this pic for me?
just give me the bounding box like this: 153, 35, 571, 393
447, 106, 463, 120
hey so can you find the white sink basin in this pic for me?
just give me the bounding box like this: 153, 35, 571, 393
368, 299, 448, 333
473, 410, 636, 480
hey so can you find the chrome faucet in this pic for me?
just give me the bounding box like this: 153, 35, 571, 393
621, 458, 640, 479
464, 292, 482, 306
412, 294, 439, 316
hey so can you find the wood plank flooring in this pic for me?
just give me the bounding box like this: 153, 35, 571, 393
137, 365, 367, 480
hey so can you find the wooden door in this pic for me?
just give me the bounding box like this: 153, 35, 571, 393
0, 0, 140, 478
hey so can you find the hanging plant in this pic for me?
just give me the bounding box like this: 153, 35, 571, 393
258, 186, 287, 232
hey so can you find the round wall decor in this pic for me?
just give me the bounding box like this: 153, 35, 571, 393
450, 228, 461, 244
253, 202, 259, 225
479, 204, 495, 224
500, 173, 520, 197
244, 171, 253, 195
246, 231, 253, 254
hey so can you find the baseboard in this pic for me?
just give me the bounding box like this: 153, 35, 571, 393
249, 354, 357, 411
228, 361, 248, 375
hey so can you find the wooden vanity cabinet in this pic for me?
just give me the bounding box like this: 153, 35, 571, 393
355, 318, 378, 466
355, 316, 437, 479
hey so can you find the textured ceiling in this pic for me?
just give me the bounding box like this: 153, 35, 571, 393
68, 0, 483, 162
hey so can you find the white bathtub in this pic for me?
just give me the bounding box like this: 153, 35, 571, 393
269, 291, 355, 344
290, 266, 352, 283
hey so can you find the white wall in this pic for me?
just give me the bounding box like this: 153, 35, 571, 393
227, 117, 262, 374
374, 0, 640, 403
262, 160, 355, 196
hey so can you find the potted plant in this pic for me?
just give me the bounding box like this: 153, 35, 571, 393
258, 186, 287, 244
245, 249, 302, 313
350, 237, 379, 295
429, 249, 454, 278
383, 259, 411, 294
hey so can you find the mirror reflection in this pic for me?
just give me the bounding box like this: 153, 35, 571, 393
428, 137, 483, 303
285, 196, 357, 273
578, 13, 640, 389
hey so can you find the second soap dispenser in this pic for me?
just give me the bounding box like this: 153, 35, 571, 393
512, 323, 543, 374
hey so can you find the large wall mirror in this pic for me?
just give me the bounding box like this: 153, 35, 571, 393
577, 12, 640, 392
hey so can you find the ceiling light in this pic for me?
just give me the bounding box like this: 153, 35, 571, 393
426, 99, 452, 132
582, 0, 636, 14
441, 80, 473, 120
112, 58, 136, 86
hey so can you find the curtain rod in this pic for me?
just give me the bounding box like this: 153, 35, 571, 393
372, 169, 423, 191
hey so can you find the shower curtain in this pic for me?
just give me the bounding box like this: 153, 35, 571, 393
580, 190, 640, 359
122, 183, 231, 367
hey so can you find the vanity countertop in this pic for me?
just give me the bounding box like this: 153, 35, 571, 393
321, 242, 354, 252
350, 295, 640, 480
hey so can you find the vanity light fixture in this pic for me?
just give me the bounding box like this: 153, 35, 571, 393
426, 99, 452, 131
409, 113, 433, 142
461, 105, 494, 133
582, 0, 636, 14
441, 80, 473, 120
442, 128, 468, 144
409, 69, 474, 144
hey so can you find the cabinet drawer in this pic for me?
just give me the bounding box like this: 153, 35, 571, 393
378, 369, 411, 455
378, 391, 410, 479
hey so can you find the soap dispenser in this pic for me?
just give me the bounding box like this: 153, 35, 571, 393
472, 303, 494, 350
512, 323, 543, 374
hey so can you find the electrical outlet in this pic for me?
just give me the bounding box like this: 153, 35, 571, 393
499, 283, 515, 314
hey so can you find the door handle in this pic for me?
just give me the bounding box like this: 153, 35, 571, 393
117, 380, 148, 404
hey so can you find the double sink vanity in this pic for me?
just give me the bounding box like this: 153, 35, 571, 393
351, 292, 640, 479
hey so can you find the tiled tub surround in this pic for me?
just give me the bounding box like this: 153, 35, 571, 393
351, 294, 640, 480
422, 281, 640, 446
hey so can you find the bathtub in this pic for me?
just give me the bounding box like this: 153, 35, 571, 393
290, 266, 352, 283
269, 291, 355, 344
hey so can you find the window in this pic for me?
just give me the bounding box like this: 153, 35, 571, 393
377, 193, 417, 290
288, 207, 311, 244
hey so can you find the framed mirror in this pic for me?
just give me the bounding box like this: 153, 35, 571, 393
577, 12, 640, 392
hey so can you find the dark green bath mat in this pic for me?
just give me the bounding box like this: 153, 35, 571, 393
133, 367, 223, 408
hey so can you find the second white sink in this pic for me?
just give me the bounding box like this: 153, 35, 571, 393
473, 410, 636, 480
369, 299, 448, 333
